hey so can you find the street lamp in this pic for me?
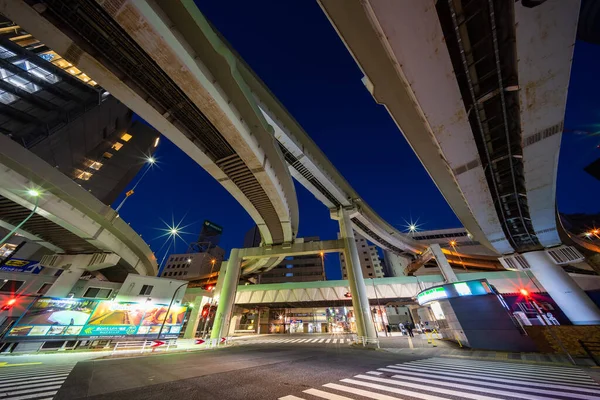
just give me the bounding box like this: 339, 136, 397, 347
157, 281, 188, 340
0, 189, 41, 247
115, 156, 156, 213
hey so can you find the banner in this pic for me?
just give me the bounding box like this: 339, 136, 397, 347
7, 297, 187, 339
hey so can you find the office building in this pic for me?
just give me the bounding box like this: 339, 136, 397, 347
258, 237, 325, 284
0, 14, 160, 206
244, 225, 262, 248
161, 247, 225, 280
340, 232, 384, 279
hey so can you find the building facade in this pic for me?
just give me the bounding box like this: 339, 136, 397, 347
340, 232, 384, 279
161, 247, 225, 280
258, 237, 325, 283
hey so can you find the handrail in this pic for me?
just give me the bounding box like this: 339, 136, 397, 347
111, 339, 177, 355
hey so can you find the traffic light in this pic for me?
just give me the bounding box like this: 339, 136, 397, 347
201, 306, 209, 318
202, 284, 215, 292
1, 298, 16, 311
520, 288, 530, 297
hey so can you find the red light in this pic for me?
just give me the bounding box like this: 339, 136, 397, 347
520, 289, 529, 296
7, 298, 16, 305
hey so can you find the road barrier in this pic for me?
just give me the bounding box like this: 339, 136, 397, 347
111, 339, 176, 355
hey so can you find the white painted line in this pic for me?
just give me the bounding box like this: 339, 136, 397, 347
0, 381, 68, 392
366, 371, 383, 375
403, 360, 595, 382
6, 385, 63, 396
0, 377, 69, 387
336, 379, 450, 400
278, 396, 306, 400
332, 339, 338, 344
390, 374, 596, 400
424, 358, 591, 375
6, 390, 58, 400
299, 339, 310, 343
408, 336, 414, 349
0, 372, 71, 382
325, 382, 418, 400
382, 366, 600, 393
318, 339, 325, 343
304, 388, 354, 399
325, 339, 331, 343
354, 374, 502, 400
309, 339, 319, 343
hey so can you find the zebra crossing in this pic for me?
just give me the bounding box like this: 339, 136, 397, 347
0, 363, 75, 400
239, 336, 354, 346
279, 357, 600, 399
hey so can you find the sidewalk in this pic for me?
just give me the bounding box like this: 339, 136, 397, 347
377, 334, 596, 367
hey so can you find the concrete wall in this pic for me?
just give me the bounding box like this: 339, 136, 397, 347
115, 275, 187, 305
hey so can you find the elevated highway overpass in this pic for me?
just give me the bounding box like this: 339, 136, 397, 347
0, 128, 157, 292
318, 0, 600, 324
7, 0, 598, 336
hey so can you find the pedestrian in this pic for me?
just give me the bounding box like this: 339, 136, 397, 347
386, 324, 391, 333
398, 322, 406, 335
406, 321, 414, 338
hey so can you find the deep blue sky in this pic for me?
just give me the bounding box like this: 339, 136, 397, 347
114, 2, 600, 279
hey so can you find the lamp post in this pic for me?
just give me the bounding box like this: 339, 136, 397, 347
115, 156, 155, 213
157, 281, 188, 340
0, 190, 40, 247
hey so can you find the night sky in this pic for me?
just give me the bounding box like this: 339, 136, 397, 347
113, 2, 600, 279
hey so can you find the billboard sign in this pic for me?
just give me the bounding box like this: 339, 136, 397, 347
6, 297, 187, 340
0, 258, 44, 274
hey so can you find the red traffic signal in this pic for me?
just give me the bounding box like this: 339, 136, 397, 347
344, 292, 352, 298
201, 306, 209, 318
519, 289, 530, 297
1, 298, 16, 311
202, 284, 215, 292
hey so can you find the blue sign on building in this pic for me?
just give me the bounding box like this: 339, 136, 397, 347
0, 258, 44, 274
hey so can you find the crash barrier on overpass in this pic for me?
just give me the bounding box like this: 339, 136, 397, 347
579, 340, 600, 366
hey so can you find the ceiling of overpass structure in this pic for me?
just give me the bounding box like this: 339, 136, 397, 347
0, 195, 97, 253
436, 0, 541, 253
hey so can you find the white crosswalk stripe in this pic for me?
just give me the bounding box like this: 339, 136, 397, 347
0, 364, 75, 400
238, 336, 354, 347
278, 357, 600, 400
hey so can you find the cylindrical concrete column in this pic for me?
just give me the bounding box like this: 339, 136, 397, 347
210, 249, 241, 340
430, 244, 458, 283
522, 250, 600, 325
45, 268, 84, 297
338, 208, 377, 340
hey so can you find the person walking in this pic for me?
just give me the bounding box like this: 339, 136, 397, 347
406, 321, 415, 338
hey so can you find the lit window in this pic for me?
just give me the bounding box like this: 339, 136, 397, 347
120, 133, 132, 142
112, 142, 123, 151
0, 243, 17, 257
89, 161, 103, 170
102, 152, 113, 159
154, 137, 160, 147
77, 171, 92, 181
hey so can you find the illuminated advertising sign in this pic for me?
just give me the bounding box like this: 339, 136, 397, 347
0, 258, 44, 274
7, 297, 187, 340
417, 287, 448, 305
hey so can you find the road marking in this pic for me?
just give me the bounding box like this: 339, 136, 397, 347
0, 362, 43, 368
414, 358, 590, 375
380, 366, 600, 393
325, 339, 331, 343
366, 371, 382, 375
318, 339, 325, 343
354, 374, 503, 400
0, 376, 71, 388
403, 360, 595, 382
408, 335, 414, 349
329, 381, 447, 400
279, 396, 305, 400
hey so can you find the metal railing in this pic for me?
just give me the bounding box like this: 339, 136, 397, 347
354, 335, 379, 348
111, 339, 177, 355
579, 340, 600, 366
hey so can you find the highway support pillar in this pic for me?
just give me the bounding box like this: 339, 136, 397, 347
211, 248, 241, 340
45, 268, 84, 297
430, 244, 458, 283
334, 207, 377, 341
522, 250, 600, 325
183, 296, 207, 339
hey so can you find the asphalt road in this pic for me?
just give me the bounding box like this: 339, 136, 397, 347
49, 342, 600, 400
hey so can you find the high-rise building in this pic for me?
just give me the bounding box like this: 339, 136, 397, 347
339, 232, 384, 279
243, 225, 261, 248
194, 220, 223, 252
0, 14, 160, 207
257, 237, 325, 283
161, 246, 225, 280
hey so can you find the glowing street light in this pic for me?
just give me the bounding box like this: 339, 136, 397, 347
0, 188, 42, 247
449, 240, 457, 247
115, 155, 157, 213
409, 224, 417, 233
520, 288, 529, 297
